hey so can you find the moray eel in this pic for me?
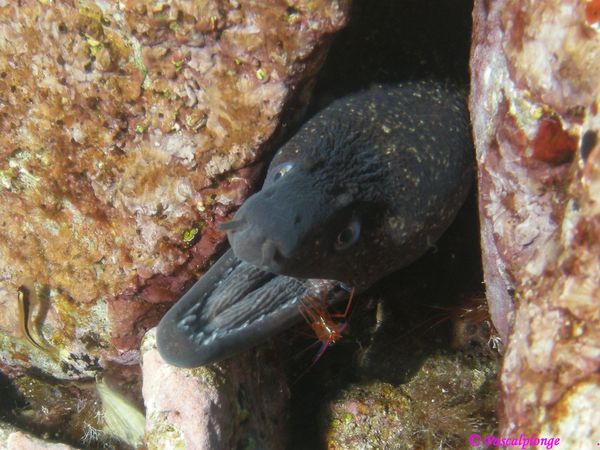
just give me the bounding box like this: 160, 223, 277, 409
157, 80, 473, 367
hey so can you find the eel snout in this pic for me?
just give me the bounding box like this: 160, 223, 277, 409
224, 187, 308, 274
156, 248, 346, 367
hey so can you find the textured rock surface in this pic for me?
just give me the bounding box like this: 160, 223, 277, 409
142, 328, 288, 450
5, 433, 79, 450
471, 0, 600, 441
324, 352, 497, 449
0, 0, 349, 377
0, 423, 78, 450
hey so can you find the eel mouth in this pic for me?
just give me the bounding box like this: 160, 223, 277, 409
156, 249, 346, 368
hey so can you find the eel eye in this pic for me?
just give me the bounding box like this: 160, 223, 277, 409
334, 217, 361, 251
271, 162, 294, 182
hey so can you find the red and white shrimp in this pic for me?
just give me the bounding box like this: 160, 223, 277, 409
298, 281, 355, 362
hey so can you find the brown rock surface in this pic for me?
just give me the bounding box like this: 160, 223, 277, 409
0, 0, 349, 377
471, 0, 600, 442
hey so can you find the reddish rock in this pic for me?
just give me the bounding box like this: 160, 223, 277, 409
530, 118, 577, 165
471, 0, 600, 442
142, 328, 288, 450
0, 0, 349, 377
586, 0, 600, 24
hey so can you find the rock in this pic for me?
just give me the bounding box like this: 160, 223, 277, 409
142, 328, 288, 450
319, 275, 499, 449
324, 353, 497, 449
6, 433, 78, 450
0, 422, 78, 450
0, 0, 349, 378
471, 0, 600, 440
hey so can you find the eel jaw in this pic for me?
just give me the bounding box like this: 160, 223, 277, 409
156, 249, 346, 368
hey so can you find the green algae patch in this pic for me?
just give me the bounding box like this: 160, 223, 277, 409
182, 226, 199, 244
77, 0, 104, 22
190, 362, 229, 390
145, 418, 186, 450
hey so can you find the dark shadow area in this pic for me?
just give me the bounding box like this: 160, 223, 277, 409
0, 371, 26, 424
309, 0, 473, 109
264, 0, 474, 179
285, 191, 492, 449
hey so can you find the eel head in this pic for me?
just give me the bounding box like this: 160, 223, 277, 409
223, 117, 389, 289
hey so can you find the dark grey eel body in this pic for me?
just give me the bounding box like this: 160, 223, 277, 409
157, 80, 473, 367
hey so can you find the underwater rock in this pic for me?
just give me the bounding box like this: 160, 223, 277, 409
142, 328, 288, 450
0, 0, 349, 377
0, 423, 78, 450
5, 433, 78, 450
471, 0, 600, 442
324, 353, 497, 449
